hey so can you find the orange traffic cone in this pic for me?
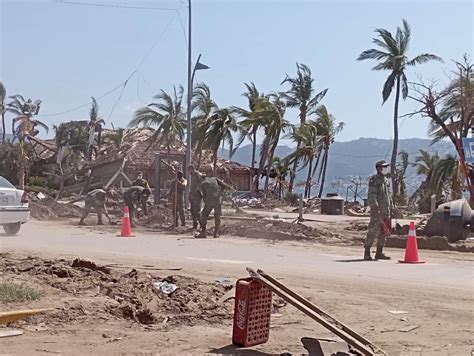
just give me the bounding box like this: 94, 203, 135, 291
117, 205, 135, 237
399, 221, 424, 264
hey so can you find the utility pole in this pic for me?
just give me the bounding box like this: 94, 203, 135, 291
185, 0, 192, 205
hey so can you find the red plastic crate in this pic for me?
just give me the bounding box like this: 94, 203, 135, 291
232, 277, 272, 347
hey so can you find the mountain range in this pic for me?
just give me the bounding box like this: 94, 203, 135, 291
222, 138, 454, 196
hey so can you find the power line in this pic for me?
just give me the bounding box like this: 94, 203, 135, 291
38, 3, 183, 118
58, 1, 176, 11
38, 81, 125, 117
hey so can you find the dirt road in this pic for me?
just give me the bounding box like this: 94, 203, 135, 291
1, 220, 473, 355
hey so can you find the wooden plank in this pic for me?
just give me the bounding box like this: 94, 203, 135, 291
257, 268, 384, 355
0, 329, 24, 338
0, 309, 53, 325
246, 268, 376, 356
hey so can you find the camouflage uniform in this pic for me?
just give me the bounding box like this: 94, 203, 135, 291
189, 171, 204, 229
170, 177, 187, 227
132, 177, 151, 215
198, 177, 229, 238
79, 189, 112, 225
365, 173, 392, 249
123, 186, 149, 227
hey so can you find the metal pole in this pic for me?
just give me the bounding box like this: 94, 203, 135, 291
185, 0, 192, 206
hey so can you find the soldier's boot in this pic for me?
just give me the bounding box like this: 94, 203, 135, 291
195, 227, 207, 239
78, 219, 86, 226
97, 217, 104, 225
374, 246, 391, 260
213, 225, 219, 239
192, 221, 198, 230
364, 246, 372, 261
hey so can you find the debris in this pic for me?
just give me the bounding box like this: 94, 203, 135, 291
35, 349, 61, 354
217, 289, 235, 305
153, 281, 178, 295
0, 329, 24, 338
37, 192, 46, 200
399, 325, 420, 333
0, 309, 53, 324
388, 310, 408, 315
247, 268, 384, 356
215, 277, 232, 288
400, 317, 408, 322
71, 258, 111, 274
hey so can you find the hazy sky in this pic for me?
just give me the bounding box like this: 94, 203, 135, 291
1, 0, 472, 144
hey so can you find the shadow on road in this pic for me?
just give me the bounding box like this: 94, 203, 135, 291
334, 258, 378, 263
208, 344, 283, 355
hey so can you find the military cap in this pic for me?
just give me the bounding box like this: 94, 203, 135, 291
375, 160, 389, 167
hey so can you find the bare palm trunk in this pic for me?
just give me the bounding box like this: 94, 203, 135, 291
305, 157, 313, 198
318, 148, 329, 198
289, 141, 300, 192
1, 112, 5, 142
18, 142, 26, 189
213, 150, 218, 175
251, 129, 257, 169
391, 77, 401, 197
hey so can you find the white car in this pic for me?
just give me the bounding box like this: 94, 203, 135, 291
0, 176, 30, 235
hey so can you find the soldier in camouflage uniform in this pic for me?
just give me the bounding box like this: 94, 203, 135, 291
79, 188, 112, 226
364, 160, 392, 260
123, 186, 151, 227
132, 172, 151, 215
196, 176, 232, 239
188, 165, 204, 230
169, 171, 187, 227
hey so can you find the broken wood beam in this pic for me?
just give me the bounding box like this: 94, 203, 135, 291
246, 268, 380, 356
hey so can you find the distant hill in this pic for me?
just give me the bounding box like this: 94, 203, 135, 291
222, 138, 454, 196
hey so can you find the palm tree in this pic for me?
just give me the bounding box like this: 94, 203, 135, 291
357, 19, 442, 196
7, 95, 47, 142
128, 86, 186, 153
259, 94, 288, 194
86, 97, 105, 158
204, 107, 237, 173
285, 121, 320, 198
0, 82, 6, 142
271, 157, 290, 199
232, 82, 266, 169
191, 83, 217, 168
6, 95, 46, 189
281, 63, 328, 191
314, 105, 345, 198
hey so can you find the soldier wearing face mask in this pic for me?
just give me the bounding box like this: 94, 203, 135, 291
364, 160, 393, 261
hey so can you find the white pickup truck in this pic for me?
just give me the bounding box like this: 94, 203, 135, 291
0, 176, 30, 235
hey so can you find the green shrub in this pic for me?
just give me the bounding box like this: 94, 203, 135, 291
0, 283, 41, 303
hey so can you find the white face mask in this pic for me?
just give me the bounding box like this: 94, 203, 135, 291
381, 167, 389, 175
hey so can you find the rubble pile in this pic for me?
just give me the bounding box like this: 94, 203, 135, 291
30, 198, 82, 220
1, 255, 235, 326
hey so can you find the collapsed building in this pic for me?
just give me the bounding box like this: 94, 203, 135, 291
29, 127, 254, 200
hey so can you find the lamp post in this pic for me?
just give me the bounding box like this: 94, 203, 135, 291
185, 1, 210, 205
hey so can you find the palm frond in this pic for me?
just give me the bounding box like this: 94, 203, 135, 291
382, 71, 397, 103
357, 49, 391, 61
407, 53, 443, 66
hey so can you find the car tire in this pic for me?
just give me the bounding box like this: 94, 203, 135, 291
3, 222, 21, 236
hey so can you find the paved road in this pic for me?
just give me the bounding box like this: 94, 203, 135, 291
1, 220, 471, 291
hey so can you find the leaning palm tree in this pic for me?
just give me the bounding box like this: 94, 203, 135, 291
232, 82, 266, 169
191, 83, 217, 168
259, 93, 288, 194
314, 105, 345, 198
204, 107, 238, 173
0, 82, 6, 142
357, 19, 442, 196
285, 121, 321, 198
128, 86, 186, 153
281, 63, 328, 191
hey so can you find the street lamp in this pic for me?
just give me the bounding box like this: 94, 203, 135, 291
186, 54, 210, 174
